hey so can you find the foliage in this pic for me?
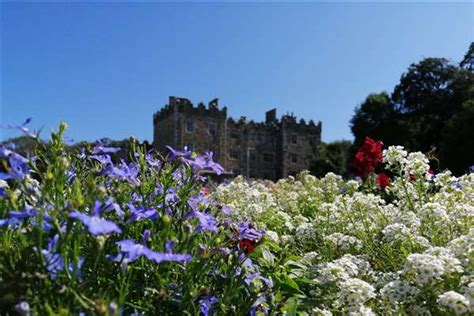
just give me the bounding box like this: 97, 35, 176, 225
350, 44, 474, 175
215, 144, 474, 315
0, 124, 272, 315
310, 140, 352, 178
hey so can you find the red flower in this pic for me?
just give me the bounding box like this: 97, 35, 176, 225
201, 187, 210, 196
375, 173, 390, 189
239, 239, 255, 254
352, 137, 383, 177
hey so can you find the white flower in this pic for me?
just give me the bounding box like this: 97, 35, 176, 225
265, 230, 279, 243
338, 278, 376, 306
382, 223, 412, 243
405, 152, 430, 176
311, 307, 333, 316
403, 253, 445, 284
383, 146, 408, 170
380, 279, 418, 303
325, 233, 362, 250
437, 291, 470, 315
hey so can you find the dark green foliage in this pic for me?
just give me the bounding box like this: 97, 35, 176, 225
350, 92, 407, 148
310, 140, 352, 177
439, 87, 474, 174
350, 43, 474, 175
460, 42, 474, 71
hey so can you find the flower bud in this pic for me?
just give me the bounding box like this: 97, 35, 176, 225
162, 215, 172, 225
15, 301, 31, 316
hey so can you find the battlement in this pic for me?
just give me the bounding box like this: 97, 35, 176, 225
153, 96, 227, 124
154, 97, 321, 131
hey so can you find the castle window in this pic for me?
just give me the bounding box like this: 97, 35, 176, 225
263, 153, 274, 162
229, 150, 239, 160
250, 150, 256, 161
291, 134, 298, 144
186, 121, 194, 133
230, 131, 239, 140
291, 153, 298, 164
207, 122, 216, 136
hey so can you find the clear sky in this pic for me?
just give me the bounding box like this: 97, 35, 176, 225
2, 1, 473, 143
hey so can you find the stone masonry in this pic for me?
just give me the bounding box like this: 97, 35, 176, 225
153, 96, 322, 181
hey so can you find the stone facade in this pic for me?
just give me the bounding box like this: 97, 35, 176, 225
153, 96, 322, 180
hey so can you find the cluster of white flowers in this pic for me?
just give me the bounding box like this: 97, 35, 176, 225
405, 152, 430, 176
383, 146, 408, 170
437, 291, 471, 315
381, 223, 412, 243
338, 278, 376, 307
214, 148, 474, 314
380, 279, 418, 304
324, 233, 362, 250
402, 253, 445, 284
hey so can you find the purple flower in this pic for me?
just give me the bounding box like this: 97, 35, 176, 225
187, 195, 211, 212
97, 198, 125, 220
165, 188, 179, 205
1, 117, 37, 138
0, 217, 21, 228
221, 205, 232, 215
184, 210, 218, 233
0, 205, 52, 231
199, 295, 217, 316
0, 147, 31, 180
128, 202, 158, 222
9, 205, 36, 219
469, 165, 474, 172
91, 154, 113, 165
66, 165, 76, 184
145, 150, 161, 169
41, 235, 65, 280
234, 222, 265, 241
91, 140, 121, 155
99, 160, 140, 185
184, 152, 224, 175
152, 240, 192, 264
111, 231, 192, 265
70, 205, 122, 236
166, 146, 192, 160
250, 296, 269, 316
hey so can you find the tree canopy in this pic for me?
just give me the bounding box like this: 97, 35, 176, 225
350, 43, 474, 175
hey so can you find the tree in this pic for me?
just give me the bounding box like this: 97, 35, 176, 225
439, 87, 474, 174
350, 92, 406, 148
391, 58, 472, 152
350, 44, 474, 175
310, 140, 352, 177
460, 42, 474, 71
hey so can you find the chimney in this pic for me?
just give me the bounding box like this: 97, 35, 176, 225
209, 98, 219, 109
265, 109, 277, 123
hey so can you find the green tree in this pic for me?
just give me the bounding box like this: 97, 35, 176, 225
439, 87, 474, 174
460, 42, 474, 71
350, 92, 406, 148
310, 140, 352, 177
391, 57, 473, 153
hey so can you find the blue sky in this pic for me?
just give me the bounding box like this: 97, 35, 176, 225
1, 2, 473, 143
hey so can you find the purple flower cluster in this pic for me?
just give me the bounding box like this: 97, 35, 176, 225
166, 146, 224, 176
0, 147, 31, 180
110, 230, 192, 265
70, 200, 122, 236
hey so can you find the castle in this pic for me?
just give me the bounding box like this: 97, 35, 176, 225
153, 97, 322, 180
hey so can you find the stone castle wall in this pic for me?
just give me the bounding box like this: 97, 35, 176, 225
153, 96, 322, 180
